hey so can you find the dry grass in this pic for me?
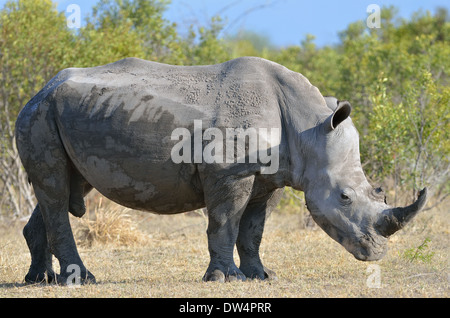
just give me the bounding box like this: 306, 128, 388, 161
72, 197, 148, 247
0, 194, 448, 298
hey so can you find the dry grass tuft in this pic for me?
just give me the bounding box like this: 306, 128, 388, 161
72, 198, 147, 247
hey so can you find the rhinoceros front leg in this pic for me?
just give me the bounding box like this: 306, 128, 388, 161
202, 175, 255, 282
237, 188, 284, 280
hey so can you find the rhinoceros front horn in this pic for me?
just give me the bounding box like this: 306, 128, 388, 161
377, 188, 428, 237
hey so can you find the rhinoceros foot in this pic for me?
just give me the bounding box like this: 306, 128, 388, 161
24, 268, 96, 286
55, 270, 97, 286
203, 266, 246, 283
239, 264, 278, 281
24, 269, 56, 285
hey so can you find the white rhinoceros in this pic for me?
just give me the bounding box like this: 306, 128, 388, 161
15, 57, 426, 284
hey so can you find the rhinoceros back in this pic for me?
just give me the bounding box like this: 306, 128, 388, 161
26, 57, 282, 213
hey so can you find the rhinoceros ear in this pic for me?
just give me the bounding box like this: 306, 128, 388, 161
323, 100, 352, 132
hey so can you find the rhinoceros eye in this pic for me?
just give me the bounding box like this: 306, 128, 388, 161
340, 192, 352, 205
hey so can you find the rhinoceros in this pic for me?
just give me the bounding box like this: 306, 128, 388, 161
15, 57, 427, 284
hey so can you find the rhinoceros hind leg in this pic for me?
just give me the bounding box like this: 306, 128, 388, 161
23, 205, 56, 284
20, 136, 95, 285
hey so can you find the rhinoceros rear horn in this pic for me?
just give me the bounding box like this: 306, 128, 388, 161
323, 100, 352, 132
377, 188, 428, 237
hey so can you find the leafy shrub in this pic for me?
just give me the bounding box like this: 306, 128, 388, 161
402, 237, 435, 263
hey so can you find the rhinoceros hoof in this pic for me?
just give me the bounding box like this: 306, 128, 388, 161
24, 271, 47, 284
239, 266, 278, 281
203, 267, 247, 283
55, 270, 97, 286
24, 269, 57, 285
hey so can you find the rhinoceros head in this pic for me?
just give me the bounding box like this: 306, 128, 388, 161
300, 100, 427, 261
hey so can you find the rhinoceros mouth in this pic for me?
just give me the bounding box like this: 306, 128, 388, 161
349, 234, 388, 261
351, 248, 387, 261
334, 229, 388, 261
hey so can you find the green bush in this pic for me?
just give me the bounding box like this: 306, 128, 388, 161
0, 1, 448, 216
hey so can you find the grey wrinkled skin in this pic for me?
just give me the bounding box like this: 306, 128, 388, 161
15, 57, 427, 284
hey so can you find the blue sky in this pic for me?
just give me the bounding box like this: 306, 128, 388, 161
162, 0, 449, 47
1, 0, 448, 47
